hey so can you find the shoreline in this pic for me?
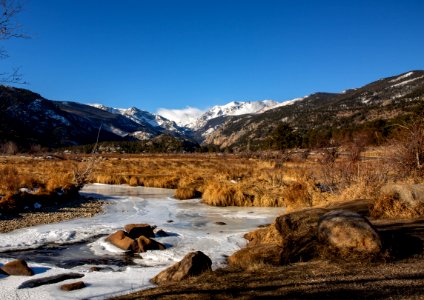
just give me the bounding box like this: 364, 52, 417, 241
0, 196, 107, 233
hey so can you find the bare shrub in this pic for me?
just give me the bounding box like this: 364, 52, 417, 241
1, 141, 18, 155
390, 120, 424, 178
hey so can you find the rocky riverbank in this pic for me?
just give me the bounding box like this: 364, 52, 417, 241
0, 196, 106, 233
114, 199, 424, 299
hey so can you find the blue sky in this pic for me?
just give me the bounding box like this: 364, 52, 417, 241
2, 0, 424, 116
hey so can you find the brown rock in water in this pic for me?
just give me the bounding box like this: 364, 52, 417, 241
137, 236, 166, 252
1, 259, 33, 276
106, 230, 138, 252
228, 244, 283, 269
318, 210, 382, 257
152, 251, 212, 284
60, 281, 86, 291
124, 224, 155, 239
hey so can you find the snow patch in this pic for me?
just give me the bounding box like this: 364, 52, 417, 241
391, 75, 424, 88
157, 106, 205, 127
390, 72, 414, 83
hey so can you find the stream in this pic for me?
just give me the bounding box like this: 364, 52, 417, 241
0, 184, 283, 299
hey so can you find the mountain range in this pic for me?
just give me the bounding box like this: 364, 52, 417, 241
0, 70, 423, 152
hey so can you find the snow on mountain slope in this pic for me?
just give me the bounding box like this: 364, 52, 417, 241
190, 100, 279, 130
90, 104, 190, 135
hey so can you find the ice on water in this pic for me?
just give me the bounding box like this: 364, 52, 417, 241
0, 184, 282, 299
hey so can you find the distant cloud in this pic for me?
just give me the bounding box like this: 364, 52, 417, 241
157, 106, 204, 126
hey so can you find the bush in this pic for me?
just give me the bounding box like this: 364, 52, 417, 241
390, 120, 424, 178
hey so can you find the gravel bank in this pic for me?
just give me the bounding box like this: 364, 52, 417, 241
0, 196, 107, 233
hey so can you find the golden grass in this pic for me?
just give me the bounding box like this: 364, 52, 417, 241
370, 194, 424, 219
0, 147, 422, 217
174, 187, 199, 200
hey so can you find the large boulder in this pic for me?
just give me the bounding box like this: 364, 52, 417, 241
275, 208, 328, 263
106, 230, 138, 252
137, 236, 166, 252
124, 224, 155, 239
318, 210, 382, 257
1, 259, 33, 276
231, 208, 328, 268
152, 251, 212, 285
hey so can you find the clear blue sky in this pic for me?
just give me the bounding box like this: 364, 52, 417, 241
2, 0, 424, 113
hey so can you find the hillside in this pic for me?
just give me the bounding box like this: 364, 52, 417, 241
1, 70, 423, 151
0, 87, 194, 150
200, 70, 424, 150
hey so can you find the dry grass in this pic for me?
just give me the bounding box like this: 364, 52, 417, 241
371, 194, 424, 219
0, 146, 422, 217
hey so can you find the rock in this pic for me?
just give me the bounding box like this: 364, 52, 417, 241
137, 236, 166, 252
318, 210, 382, 257
1, 259, 33, 276
275, 208, 328, 263
228, 245, 283, 269
215, 222, 226, 225
18, 273, 84, 289
155, 229, 169, 237
106, 230, 138, 252
152, 251, 212, 284
88, 266, 114, 272
60, 281, 86, 291
0, 267, 7, 276
124, 224, 155, 239
380, 184, 424, 207
232, 208, 328, 268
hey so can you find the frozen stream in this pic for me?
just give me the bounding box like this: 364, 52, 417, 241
0, 184, 283, 299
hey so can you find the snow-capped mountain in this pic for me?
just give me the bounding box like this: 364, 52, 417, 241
189, 100, 279, 130
90, 104, 192, 137
1, 70, 423, 151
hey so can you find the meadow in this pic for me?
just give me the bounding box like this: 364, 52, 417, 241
0, 142, 422, 220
